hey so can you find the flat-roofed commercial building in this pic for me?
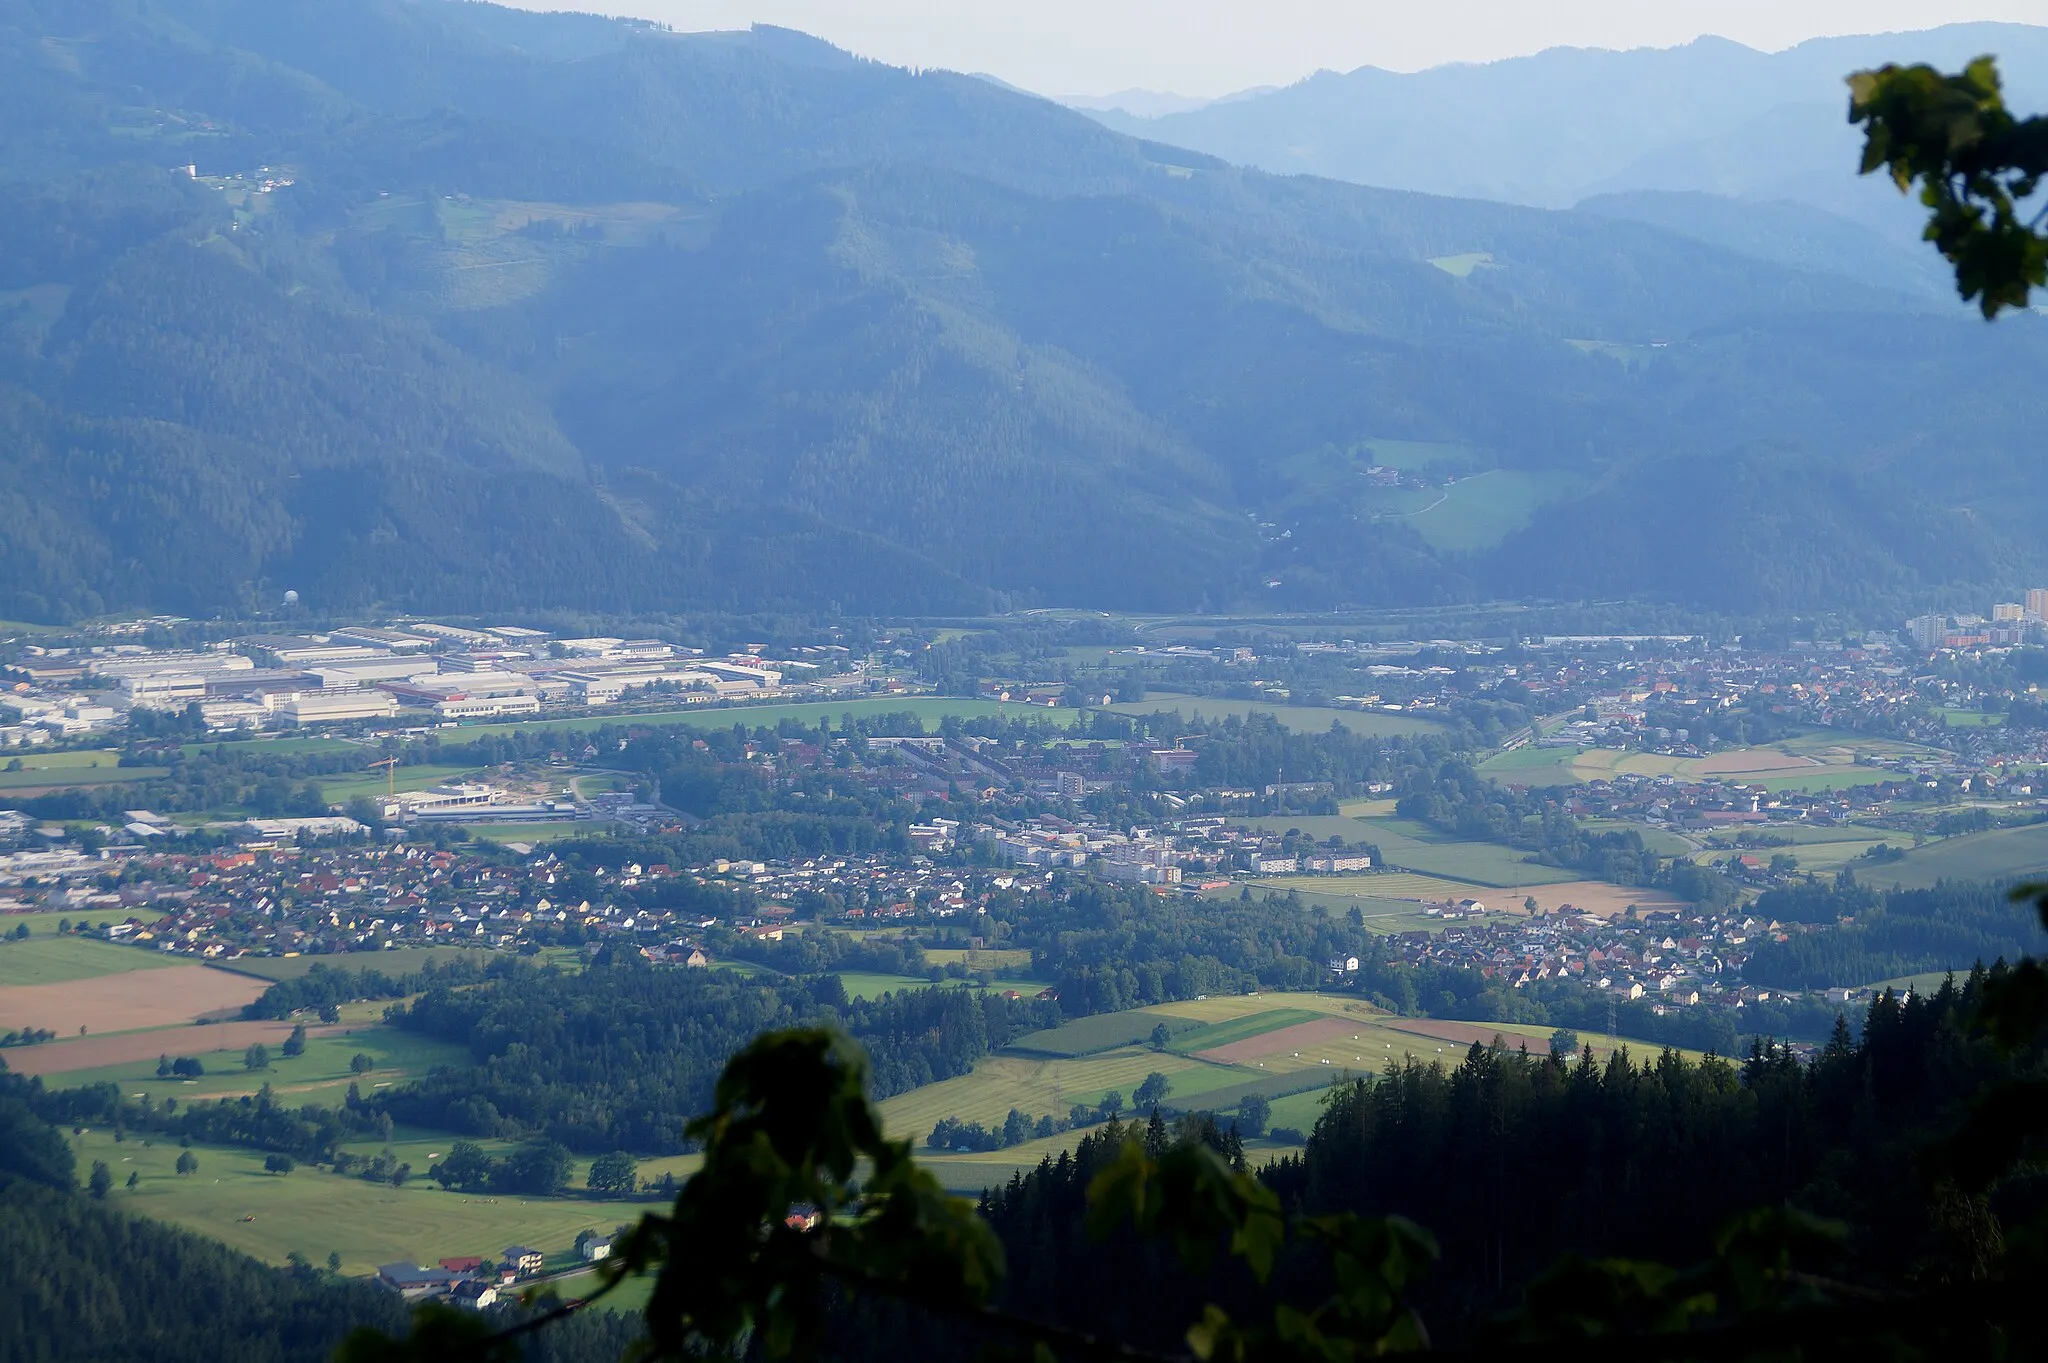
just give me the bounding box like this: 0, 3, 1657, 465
280, 691, 399, 724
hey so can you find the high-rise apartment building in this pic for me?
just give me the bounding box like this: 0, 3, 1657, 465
2028, 588, 2048, 621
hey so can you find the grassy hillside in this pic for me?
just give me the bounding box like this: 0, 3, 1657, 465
1874, 823, 2048, 890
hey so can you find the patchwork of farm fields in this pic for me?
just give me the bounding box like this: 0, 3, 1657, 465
31, 1018, 465, 1099
1479, 735, 1945, 793
890, 991, 1693, 1189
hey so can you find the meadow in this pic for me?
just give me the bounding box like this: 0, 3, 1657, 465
1007, 1010, 1206, 1058
315, 764, 478, 804
1870, 822, 2048, 891
1231, 809, 1578, 889
40, 1019, 468, 1104
1205, 882, 1485, 933
0, 934, 176, 987
1104, 694, 1441, 738
68, 1127, 673, 1277
215, 946, 496, 983
1477, 735, 1941, 794
1398, 468, 1586, 553
0, 747, 163, 792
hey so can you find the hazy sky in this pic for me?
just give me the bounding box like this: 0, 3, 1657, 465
515, 0, 2043, 96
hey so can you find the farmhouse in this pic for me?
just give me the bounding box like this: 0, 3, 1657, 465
377, 1264, 459, 1300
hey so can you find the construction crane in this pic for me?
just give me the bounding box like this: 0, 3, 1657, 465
368, 756, 399, 799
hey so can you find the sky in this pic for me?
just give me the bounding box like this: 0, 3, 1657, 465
511, 0, 2044, 96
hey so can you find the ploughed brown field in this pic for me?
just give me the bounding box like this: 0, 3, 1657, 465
0, 1020, 312, 1076
1514, 881, 1688, 917
0, 964, 268, 1036
1195, 1017, 1361, 1065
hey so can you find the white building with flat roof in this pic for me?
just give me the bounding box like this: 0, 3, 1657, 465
280, 691, 399, 724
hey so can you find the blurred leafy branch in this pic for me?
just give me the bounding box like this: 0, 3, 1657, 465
1850, 55, 2048, 316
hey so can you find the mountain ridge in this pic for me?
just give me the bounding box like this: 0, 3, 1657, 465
1, 0, 2044, 623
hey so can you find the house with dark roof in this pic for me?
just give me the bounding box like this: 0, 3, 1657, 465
377, 1263, 458, 1300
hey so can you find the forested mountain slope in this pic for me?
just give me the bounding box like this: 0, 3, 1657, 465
2, 0, 2046, 621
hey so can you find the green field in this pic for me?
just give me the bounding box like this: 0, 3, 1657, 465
316, 764, 477, 803
1212, 885, 1468, 934
1426, 252, 1493, 278
1256, 872, 1494, 902
68, 1128, 676, 1278
1104, 694, 1440, 737
1474, 743, 1582, 785
0, 935, 176, 986
1007, 1010, 1206, 1058
1870, 822, 2048, 890
1355, 814, 1580, 888
1581, 819, 1698, 856
1229, 809, 1576, 889
447, 696, 1079, 740
46, 1021, 468, 1106
877, 1047, 1245, 1137
1479, 736, 1933, 794
0, 747, 164, 791
214, 946, 499, 982
1398, 469, 1586, 553
1166, 1008, 1326, 1054
1266, 1085, 1341, 1134
925, 947, 1034, 972
833, 971, 935, 1001
1696, 822, 1884, 847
